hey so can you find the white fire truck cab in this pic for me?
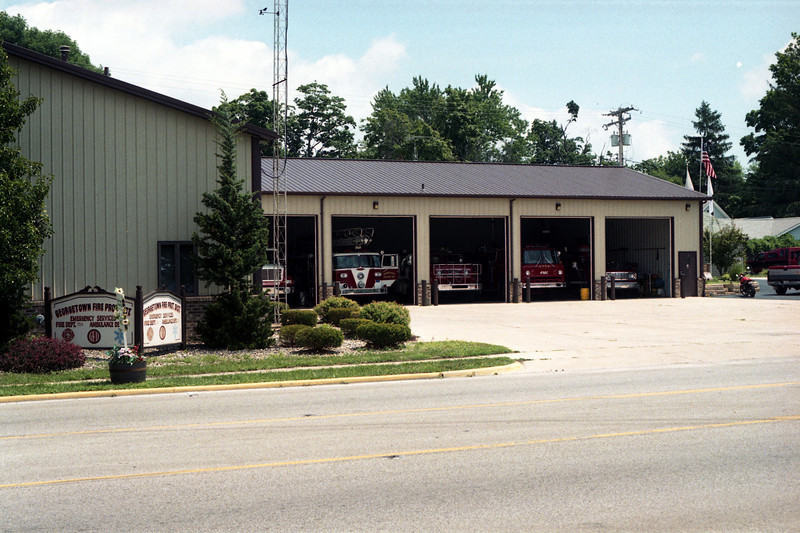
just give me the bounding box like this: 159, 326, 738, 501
331, 227, 399, 296
260, 263, 294, 296
333, 251, 399, 296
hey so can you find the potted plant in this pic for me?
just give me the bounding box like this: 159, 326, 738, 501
107, 287, 146, 384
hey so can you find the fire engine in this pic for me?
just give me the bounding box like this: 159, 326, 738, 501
260, 263, 294, 296
332, 228, 400, 296
431, 252, 482, 291
521, 245, 566, 288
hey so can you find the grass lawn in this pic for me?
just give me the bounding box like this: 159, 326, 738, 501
0, 341, 517, 397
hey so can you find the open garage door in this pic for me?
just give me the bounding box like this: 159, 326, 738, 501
430, 217, 507, 303
606, 218, 672, 298
520, 217, 592, 300
257, 216, 317, 308
331, 216, 415, 304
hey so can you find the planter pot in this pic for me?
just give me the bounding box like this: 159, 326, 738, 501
108, 360, 147, 384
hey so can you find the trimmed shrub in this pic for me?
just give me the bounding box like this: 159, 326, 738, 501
0, 336, 85, 373
339, 318, 372, 339
326, 308, 360, 326
295, 325, 344, 351
196, 289, 275, 350
281, 309, 318, 327
359, 301, 410, 326
356, 322, 412, 349
314, 296, 359, 322
278, 324, 313, 347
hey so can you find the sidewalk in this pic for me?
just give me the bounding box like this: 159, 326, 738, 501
408, 297, 800, 372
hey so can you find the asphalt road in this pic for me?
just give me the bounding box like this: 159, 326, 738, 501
752, 278, 800, 300
2, 357, 799, 532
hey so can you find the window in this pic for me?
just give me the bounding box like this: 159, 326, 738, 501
158, 242, 197, 294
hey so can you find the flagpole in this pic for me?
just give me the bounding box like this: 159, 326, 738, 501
699, 136, 704, 195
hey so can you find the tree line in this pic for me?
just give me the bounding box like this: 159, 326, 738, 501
3, 12, 797, 218
227, 34, 800, 221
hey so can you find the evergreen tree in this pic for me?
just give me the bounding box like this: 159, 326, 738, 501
192, 93, 274, 349
0, 47, 53, 352
681, 101, 744, 214
192, 92, 270, 292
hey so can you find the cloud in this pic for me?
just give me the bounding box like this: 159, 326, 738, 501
740, 52, 774, 102
291, 35, 408, 123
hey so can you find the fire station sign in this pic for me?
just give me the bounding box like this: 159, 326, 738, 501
50, 289, 134, 349
142, 291, 183, 348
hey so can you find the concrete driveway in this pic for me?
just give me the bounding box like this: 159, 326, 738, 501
408, 297, 800, 372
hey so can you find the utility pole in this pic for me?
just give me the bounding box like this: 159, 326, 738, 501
602, 106, 637, 165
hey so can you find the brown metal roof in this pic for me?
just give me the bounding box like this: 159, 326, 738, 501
263, 158, 710, 201
3, 42, 277, 142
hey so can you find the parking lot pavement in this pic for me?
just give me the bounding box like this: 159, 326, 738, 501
408, 297, 800, 373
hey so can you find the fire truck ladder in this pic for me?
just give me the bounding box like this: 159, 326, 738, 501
332, 227, 374, 249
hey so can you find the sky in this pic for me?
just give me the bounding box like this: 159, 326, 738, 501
2, 0, 799, 168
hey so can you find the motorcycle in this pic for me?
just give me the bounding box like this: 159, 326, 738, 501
739, 274, 756, 298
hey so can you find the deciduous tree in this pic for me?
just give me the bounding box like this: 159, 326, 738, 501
0, 12, 102, 72
741, 33, 800, 217
286, 82, 356, 158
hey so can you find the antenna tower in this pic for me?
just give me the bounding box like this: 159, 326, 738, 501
602, 106, 637, 165
261, 1, 288, 318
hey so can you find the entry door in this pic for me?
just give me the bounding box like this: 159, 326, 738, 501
679, 251, 698, 297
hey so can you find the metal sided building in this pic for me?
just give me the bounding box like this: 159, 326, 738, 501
262, 159, 710, 305
4, 42, 276, 300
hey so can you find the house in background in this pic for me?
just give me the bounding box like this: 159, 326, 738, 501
731, 217, 800, 241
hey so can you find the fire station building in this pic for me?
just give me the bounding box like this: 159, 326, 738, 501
6, 42, 709, 307
263, 159, 707, 305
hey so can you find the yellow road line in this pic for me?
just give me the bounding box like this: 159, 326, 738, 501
3, 381, 799, 441
3, 414, 798, 489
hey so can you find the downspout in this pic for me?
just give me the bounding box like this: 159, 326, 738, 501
509, 197, 516, 302
320, 195, 327, 301
698, 199, 704, 296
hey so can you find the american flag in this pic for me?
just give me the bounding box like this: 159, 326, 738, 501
701, 151, 717, 179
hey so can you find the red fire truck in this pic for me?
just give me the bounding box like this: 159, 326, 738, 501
332, 228, 399, 296
260, 263, 294, 296
333, 252, 399, 295
521, 245, 566, 288
431, 253, 482, 291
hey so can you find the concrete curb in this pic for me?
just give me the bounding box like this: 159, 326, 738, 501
0, 362, 524, 403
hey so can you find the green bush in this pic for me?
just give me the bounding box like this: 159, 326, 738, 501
359, 301, 410, 326
356, 322, 412, 349
326, 308, 360, 326
0, 336, 85, 373
278, 324, 313, 347
314, 296, 360, 322
339, 318, 372, 339
295, 325, 344, 351
196, 289, 275, 350
281, 309, 318, 327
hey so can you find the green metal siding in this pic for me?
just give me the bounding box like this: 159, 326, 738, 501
9, 55, 252, 298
